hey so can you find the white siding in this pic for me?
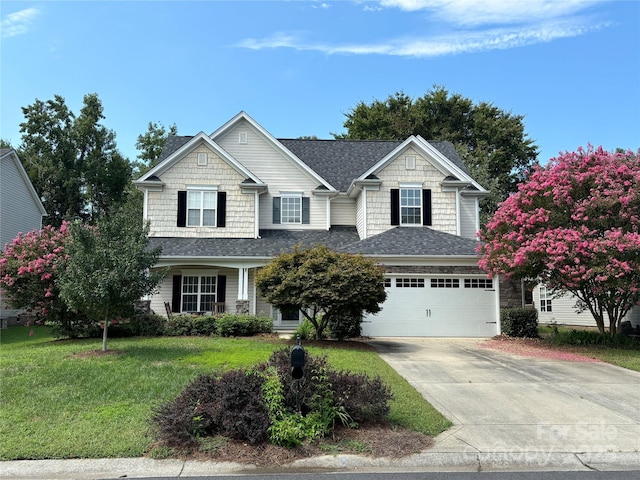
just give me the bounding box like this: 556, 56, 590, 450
459, 195, 478, 240
0, 154, 44, 248
533, 285, 640, 328
216, 119, 328, 230
330, 196, 356, 226
368, 147, 457, 238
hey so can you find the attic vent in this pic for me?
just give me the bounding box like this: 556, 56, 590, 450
239, 131, 248, 144
405, 156, 416, 170
197, 153, 208, 166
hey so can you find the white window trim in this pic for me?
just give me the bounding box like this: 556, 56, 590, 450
280, 192, 303, 225
399, 184, 422, 226
239, 131, 248, 144
180, 271, 219, 313
186, 185, 218, 227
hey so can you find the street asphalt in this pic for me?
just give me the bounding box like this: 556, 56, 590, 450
2, 337, 639, 479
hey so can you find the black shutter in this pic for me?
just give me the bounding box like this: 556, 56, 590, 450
172, 275, 182, 313
177, 191, 187, 227
390, 189, 400, 226
217, 275, 226, 303
217, 191, 226, 227
302, 197, 310, 224
422, 189, 432, 226
272, 197, 281, 224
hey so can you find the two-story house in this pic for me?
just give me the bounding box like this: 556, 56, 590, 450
134, 112, 502, 337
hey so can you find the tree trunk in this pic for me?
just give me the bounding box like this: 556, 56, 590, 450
102, 313, 109, 352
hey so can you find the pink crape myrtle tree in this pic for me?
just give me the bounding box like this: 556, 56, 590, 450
0, 223, 70, 324
0, 222, 88, 337
478, 145, 640, 336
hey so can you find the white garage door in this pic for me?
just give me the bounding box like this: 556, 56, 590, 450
362, 276, 499, 337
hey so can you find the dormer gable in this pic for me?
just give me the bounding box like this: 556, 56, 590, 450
134, 132, 264, 187
351, 136, 487, 195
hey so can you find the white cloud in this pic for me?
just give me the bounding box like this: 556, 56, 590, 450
235, 0, 610, 58
1, 7, 40, 38
379, 0, 602, 26
236, 17, 608, 58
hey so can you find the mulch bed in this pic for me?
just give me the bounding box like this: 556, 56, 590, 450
173, 423, 433, 466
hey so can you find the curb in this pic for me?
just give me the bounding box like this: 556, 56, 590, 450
2, 451, 639, 479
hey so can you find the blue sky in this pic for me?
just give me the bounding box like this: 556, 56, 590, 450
1, 0, 639, 166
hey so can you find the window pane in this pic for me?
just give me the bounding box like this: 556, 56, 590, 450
187, 191, 201, 209
200, 295, 215, 312
182, 294, 197, 312
183, 276, 198, 293
202, 209, 215, 226
203, 191, 216, 209
200, 276, 216, 294
187, 209, 200, 226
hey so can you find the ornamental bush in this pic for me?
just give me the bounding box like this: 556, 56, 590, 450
151, 348, 393, 451
500, 308, 539, 338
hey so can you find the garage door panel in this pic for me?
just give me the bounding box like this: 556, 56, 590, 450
362, 276, 499, 337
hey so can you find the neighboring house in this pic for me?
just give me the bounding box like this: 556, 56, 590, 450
532, 284, 640, 329
134, 112, 503, 337
0, 149, 47, 322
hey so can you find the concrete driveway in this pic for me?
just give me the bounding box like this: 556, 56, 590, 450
370, 338, 640, 462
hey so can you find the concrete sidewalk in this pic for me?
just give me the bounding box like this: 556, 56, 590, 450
3, 337, 639, 478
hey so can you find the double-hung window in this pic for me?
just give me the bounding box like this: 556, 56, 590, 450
187, 188, 217, 227
400, 186, 422, 225
182, 275, 217, 312
280, 193, 302, 224
273, 194, 310, 225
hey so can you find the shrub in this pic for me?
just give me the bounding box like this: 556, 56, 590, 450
128, 313, 166, 336
190, 316, 217, 336
550, 328, 640, 349
163, 315, 196, 336
266, 348, 392, 425
501, 308, 538, 338
216, 313, 272, 337
328, 311, 362, 341
293, 319, 317, 341
151, 371, 270, 449
152, 348, 393, 450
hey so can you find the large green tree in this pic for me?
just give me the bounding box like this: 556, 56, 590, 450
133, 121, 178, 178
336, 87, 539, 224
57, 201, 166, 351
255, 245, 387, 340
19, 93, 131, 226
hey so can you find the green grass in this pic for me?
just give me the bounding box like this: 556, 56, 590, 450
538, 325, 640, 372
0, 327, 450, 460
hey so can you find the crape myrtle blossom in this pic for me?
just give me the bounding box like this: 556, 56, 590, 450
478, 145, 640, 336
0, 222, 70, 322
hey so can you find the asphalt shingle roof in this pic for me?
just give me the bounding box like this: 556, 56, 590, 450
150, 226, 479, 259
149, 226, 361, 258
156, 136, 468, 192
338, 227, 480, 257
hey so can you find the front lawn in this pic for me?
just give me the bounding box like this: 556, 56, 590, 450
0, 326, 450, 460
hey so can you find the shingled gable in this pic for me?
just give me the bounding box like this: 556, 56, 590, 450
134, 132, 264, 186
356, 135, 487, 194
210, 111, 336, 193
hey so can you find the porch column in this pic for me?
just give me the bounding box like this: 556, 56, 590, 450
236, 267, 250, 314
